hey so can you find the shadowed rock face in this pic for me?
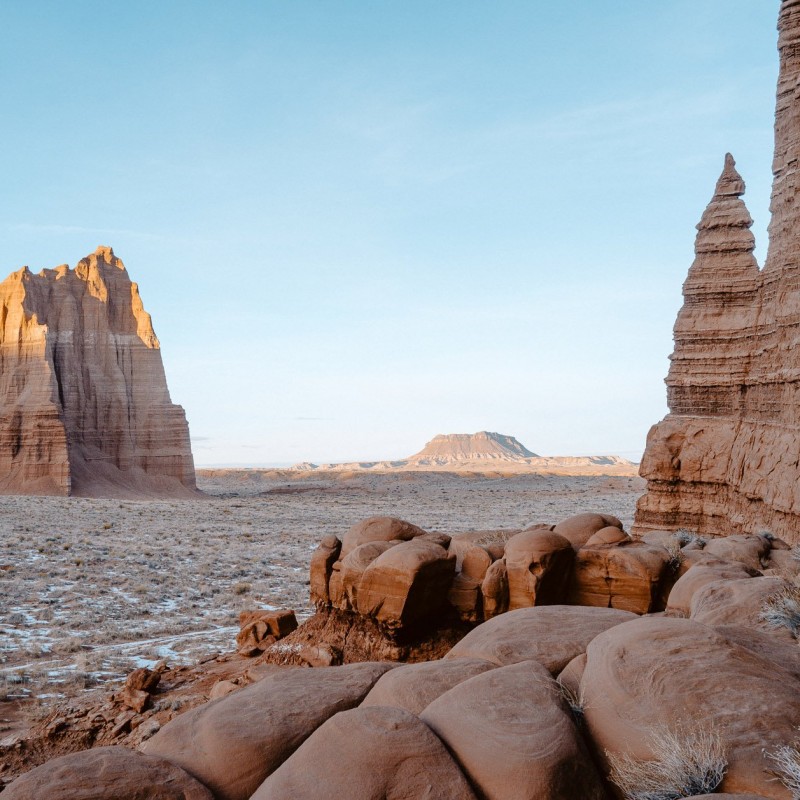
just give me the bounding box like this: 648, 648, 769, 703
635, 0, 800, 544
0, 246, 196, 498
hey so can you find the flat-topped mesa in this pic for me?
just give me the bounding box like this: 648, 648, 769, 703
634, 0, 800, 544
0, 246, 197, 498
668, 154, 761, 417
408, 432, 539, 464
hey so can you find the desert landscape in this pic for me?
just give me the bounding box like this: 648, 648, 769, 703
0, 469, 643, 705
2, 1, 800, 799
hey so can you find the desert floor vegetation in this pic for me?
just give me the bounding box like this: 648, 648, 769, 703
606, 724, 727, 800
759, 581, 800, 637
769, 729, 800, 799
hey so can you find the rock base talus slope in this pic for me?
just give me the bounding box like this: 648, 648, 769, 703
635, 1, 800, 544
0, 246, 196, 497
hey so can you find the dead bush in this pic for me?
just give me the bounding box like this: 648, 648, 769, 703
769, 729, 800, 800
606, 724, 726, 800
759, 583, 800, 637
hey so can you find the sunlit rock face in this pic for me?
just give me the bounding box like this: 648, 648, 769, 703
0, 246, 197, 497
634, 0, 800, 544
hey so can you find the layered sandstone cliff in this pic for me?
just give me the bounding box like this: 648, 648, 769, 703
634, 0, 800, 544
0, 246, 197, 497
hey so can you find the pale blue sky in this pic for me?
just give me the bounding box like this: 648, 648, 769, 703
0, 1, 780, 465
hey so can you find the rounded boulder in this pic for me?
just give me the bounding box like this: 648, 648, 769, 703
444, 605, 636, 674
581, 616, 800, 798
2, 746, 213, 800
141, 662, 393, 800
250, 705, 477, 800
420, 660, 606, 800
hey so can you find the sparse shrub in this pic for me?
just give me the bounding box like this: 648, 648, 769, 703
675, 529, 695, 546
769, 734, 800, 800
606, 724, 727, 800
759, 583, 800, 637
664, 539, 684, 572
233, 582, 251, 595
52, 636, 84, 655
675, 529, 706, 548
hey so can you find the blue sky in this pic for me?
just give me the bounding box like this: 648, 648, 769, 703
0, 1, 780, 465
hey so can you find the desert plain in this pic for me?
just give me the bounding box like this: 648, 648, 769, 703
0, 469, 643, 734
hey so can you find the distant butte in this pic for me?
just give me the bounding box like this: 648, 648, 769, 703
0, 246, 197, 498
408, 432, 539, 464
289, 432, 637, 475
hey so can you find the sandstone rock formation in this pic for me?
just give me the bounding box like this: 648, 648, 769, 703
408, 431, 538, 463
581, 616, 800, 797
1, 746, 214, 800
635, 0, 800, 545
0, 246, 196, 497
5, 502, 800, 797
141, 662, 393, 800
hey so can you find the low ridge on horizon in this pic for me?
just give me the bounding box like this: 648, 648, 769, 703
272, 430, 639, 476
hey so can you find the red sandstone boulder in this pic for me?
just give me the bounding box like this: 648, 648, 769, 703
361, 657, 496, 714
447, 573, 483, 622
481, 558, 509, 619
716, 624, 800, 682
569, 541, 672, 613
236, 609, 297, 656
690, 576, 796, 641
556, 652, 586, 698
419, 660, 606, 800
553, 512, 623, 550
667, 559, 757, 615
2, 746, 213, 799
356, 538, 456, 631
309, 534, 341, 606
444, 605, 635, 674
141, 662, 393, 800
503, 529, 574, 609
340, 516, 427, 558
250, 705, 477, 800
339, 541, 397, 610
766, 548, 800, 579
448, 530, 514, 580
703, 534, 770, 572
584, 525, 631, 547
580, 616, 800, 798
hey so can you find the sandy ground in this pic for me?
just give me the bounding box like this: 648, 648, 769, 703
0, 469, 644, 732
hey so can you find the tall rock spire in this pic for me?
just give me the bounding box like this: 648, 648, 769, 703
668, 154, 760, 418
634, 1, 800, 543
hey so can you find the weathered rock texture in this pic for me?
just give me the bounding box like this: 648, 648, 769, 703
0, 246, 196, 497
635, 1, 800, 545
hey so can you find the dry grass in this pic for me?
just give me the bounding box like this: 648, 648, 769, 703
768, 729, 800, 800
606, 725, 726, 800
759, 583, 800, 637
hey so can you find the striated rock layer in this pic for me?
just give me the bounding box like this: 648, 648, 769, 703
0, 246, 197, 498
635, 0, 800, 545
